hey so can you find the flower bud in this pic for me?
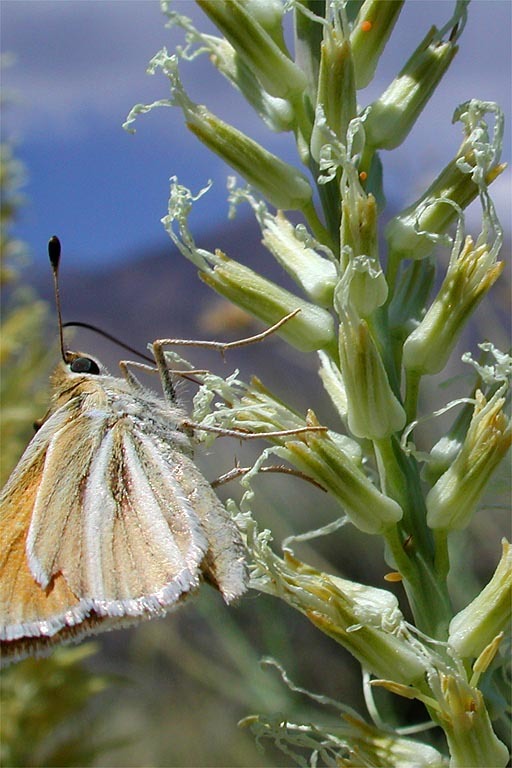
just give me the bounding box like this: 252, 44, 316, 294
310, 27, 356, 161
374, 664, 509, 767
431, 672, 509, 768
196, 0, 307, 100
261, 211, 337, 306
253, 551, 426, 684
385, 158, 504, 262
243, 708, 447, 768
339, 193, 388, 316
282, 431, 403, 534
124, 52, 312, 211
187, 109, 313, 211
242, 0, 285, 43
426, 390, 511, 531
350, 0, 404, 89
403, 237, 504, 376
201, 250, 336, 353
449, 540, 512, 659
216, 374, 314, 439
205, 36, 295, 131
364, 26, 458, 150
338, 309, 406, 439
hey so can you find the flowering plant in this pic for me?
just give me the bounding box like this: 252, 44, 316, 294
126, 2, 510, 765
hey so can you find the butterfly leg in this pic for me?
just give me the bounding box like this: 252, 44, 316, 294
118, 360, 161, 393
151, 310, 301, 405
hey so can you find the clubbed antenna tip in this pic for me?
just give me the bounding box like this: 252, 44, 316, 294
48, 235, 67, 363
48, 235, 61, 270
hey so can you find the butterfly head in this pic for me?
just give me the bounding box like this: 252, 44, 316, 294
49, 351, 109, 401
63, 351, 103, 376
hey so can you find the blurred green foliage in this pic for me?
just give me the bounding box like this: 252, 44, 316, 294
0, 134, 118, 768
0, 141, 50, 487
0, 646, 115, 767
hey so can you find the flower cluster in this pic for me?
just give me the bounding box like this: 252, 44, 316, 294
127, 2, 510, 765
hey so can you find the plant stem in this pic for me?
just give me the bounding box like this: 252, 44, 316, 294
404, 368, 421, 423
375, 437, 452, 639
385, 524, 452, 641
301, 198, 337, 250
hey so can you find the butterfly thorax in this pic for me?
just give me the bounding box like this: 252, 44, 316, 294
46, 359, 193, 456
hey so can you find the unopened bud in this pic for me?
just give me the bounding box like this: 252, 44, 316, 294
201, 250, 336, 353
338, 310, 406, 439
426, 391, 511, 531
365, 26, 457, 150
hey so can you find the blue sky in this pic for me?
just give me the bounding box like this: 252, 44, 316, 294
2, 0, 510, 273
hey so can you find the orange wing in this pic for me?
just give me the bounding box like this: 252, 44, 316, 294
0, 407, 208, 666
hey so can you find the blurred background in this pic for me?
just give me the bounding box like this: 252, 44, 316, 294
1, 2, 510, 766
1, 0, 510, 270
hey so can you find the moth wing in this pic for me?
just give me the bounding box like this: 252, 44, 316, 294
1, 411, 209, 665
172, 454, 248, 603
0, 406, 96, 662
28, 417, 209, 608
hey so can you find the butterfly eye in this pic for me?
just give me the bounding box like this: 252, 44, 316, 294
70, 357, 100, 375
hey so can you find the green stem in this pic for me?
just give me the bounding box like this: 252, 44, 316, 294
385, 525, 452, 641
404, 368, 421, 424
367, 309, 401, 399
374, 437, 431, 556
385, 248, 401, 299
315, 174, 342, 243
433, 529, 450, 582
301, 198, 337, 250
375, 437, 452, 639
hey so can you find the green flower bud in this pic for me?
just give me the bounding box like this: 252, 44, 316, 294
310, 28, 356, 161
242, 0, 286, 44
261, 211, 337, 306
338, 309, 406, 439
374, 666, 509, 768
204, 35, 295, 131
403, 236, 504, 375
338, 193, 388, 316
124, 52, 312, 211
229, 375, 362, 465
426, 390, 512, 531
196, 0, 307, 100
375, 660, 509, 768
201, 250, 336, 353
348, 723, 447, 768
157, 5, 295, 132
282, 430, 403, 534
385, 161, 504, 263
431, 673, 509, 768
350, 0, 404, 89
242, 707, 447, 768
253, 551, 426, 684
449, 540, 512, 659
364, 26, 458, 150
187, 109, 313, 210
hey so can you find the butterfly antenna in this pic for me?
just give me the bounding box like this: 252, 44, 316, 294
62, 321, 154, 364
48, 235, 68, 363
48, 237, 153, 365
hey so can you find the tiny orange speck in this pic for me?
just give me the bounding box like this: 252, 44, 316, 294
361, 20, 372, 33
384, 571, 403, 583
359, 171, 368, 182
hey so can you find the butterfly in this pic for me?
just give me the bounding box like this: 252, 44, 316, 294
0, 237, 248, 666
